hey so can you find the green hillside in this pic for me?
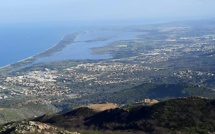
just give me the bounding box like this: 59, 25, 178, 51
76, 83, 215, 105
29, 97, 215, 134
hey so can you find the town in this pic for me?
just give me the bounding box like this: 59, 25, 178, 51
0, 24, 215, 102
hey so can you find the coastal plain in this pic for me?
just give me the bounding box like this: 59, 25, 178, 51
0, 20, 215, 124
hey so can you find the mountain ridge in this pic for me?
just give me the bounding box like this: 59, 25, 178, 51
24, 97, 215, 134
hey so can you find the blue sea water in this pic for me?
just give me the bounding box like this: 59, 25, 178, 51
0, 24, 83, 67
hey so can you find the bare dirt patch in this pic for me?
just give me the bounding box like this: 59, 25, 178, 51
87, 103, 118, 111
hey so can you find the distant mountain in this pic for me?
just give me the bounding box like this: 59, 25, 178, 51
23, 97, 214, 134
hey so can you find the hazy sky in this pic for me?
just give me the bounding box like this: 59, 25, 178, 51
1, 0, 215, 24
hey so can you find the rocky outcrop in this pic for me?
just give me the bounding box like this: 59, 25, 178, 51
0, 121, 80, 134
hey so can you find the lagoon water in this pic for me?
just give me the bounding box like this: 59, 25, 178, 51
36, 30, 142, 63
0, 24, 142, 68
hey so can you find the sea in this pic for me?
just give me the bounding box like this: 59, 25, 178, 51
0, 23, 84, 67
0, 23, 142, 68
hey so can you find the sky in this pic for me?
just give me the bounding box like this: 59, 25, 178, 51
0, 0, 215, 24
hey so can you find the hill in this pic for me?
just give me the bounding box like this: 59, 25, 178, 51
0, 97, 59, 125
70, 83, 215, 105
28, 97, 215, 134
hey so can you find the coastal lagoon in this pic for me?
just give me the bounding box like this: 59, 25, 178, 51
36, 29, 142, 63
0, 24, 142, 68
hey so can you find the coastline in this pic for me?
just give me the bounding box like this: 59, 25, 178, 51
0, 32, 81, 75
